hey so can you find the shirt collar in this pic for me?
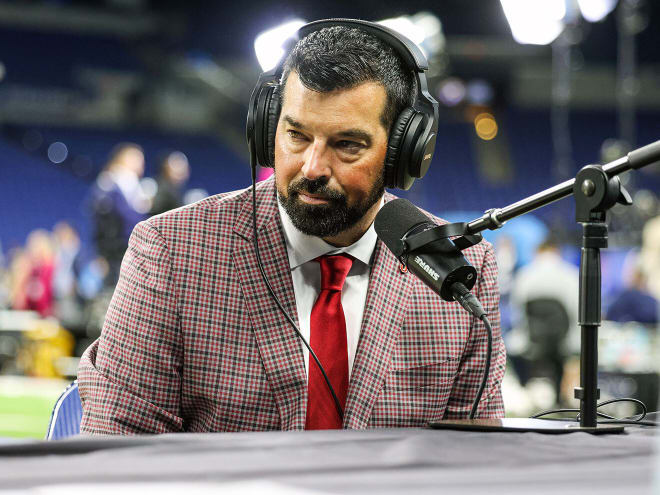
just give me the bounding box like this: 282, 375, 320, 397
277, 195, 382, 270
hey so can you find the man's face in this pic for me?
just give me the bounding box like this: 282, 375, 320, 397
274, 71, 389, 246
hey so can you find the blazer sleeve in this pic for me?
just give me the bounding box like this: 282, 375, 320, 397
78, 220, 185, 434
443, 243, 506, 419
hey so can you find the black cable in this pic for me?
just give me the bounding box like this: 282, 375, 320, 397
531, 397, 658, 426
584, 397, 646, 422
249, 154, 344, 423
469, 314, 493, 419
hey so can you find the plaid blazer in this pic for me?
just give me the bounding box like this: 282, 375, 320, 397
78, 178, 506, 434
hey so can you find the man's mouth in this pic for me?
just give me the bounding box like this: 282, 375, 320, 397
297, 191, 331, 205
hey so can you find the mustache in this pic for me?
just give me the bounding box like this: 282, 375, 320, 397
288, 177, 344, 202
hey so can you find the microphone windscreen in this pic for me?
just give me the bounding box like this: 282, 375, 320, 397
374, 198, 435, 257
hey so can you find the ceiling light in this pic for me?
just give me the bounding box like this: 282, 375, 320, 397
378, 12, 444, 58
577, 0, 618, 22
500, 0, 567, 45
254, 19, 306, 72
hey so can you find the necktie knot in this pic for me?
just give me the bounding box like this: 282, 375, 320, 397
317, 254, 353, 291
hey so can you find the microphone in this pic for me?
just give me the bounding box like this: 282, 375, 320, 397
374, 198, 486, 318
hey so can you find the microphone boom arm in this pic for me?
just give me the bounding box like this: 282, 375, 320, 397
465, 140, 660, 235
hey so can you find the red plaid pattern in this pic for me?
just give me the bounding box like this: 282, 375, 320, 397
78, 177, 505, 434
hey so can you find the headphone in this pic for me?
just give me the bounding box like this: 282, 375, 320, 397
246, 18, 439, 190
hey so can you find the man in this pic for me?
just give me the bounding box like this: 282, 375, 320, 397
90, 143, 149, 286
78, 23, 505, 434
607, 255, 659, 325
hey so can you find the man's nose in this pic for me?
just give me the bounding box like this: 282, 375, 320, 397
301, 140, 331, 180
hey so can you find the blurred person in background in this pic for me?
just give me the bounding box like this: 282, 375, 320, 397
52, 221, 85, 330
640, 214, 660, 302
508, 236, 580, 403
0, 241, 9, 309
89, 143, 149, 285
23, 229, 56, 317
8, 247, 31, 311
149, 151, 190, 216
77, 256, 109, 302
52, 222, 82, 300
607, 253, 659, 325
494, 234, 517, 337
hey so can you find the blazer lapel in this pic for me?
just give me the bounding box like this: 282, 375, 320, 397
344, 238, 413, 429
231, 180, 307, 430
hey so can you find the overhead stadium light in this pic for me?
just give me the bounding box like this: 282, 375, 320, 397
254, 19, 306, 72
377, 12, 444, 58
577, 0, 618, 22
378, 16, 426, 46
500, 0, 567, 45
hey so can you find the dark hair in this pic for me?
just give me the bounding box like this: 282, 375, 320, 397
280, 25, 416, 132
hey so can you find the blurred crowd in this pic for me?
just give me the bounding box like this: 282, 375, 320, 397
0, 143, 193, 374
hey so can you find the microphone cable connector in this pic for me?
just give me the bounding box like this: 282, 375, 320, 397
451, 282, 486, 319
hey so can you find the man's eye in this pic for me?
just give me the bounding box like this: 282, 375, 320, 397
337, 140, 363, 153
288, 130, 306, 141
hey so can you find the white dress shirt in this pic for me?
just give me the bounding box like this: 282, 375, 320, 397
277, 198, 381, 379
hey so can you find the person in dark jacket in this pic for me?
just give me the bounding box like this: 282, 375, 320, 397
149, 151, 190, 216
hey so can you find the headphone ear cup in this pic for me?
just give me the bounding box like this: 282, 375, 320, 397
384, 107, 416, 189
254, 84, 280, 168
265, 86, 281, 168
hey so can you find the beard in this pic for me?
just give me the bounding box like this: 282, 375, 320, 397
277, 175, 384, 238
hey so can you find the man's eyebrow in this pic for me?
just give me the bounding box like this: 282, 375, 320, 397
283, 115, 373, 146
283, 115, 304, 129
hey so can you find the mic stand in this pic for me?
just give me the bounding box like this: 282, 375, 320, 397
429, 139, 660, 434
572, 166, 631, 430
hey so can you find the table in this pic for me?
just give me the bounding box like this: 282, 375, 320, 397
0, 420, 658, 494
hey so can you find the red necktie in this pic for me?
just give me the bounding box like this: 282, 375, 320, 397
305, 254, 353, 430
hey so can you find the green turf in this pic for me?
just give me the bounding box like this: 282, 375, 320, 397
0, 377, 70, 439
